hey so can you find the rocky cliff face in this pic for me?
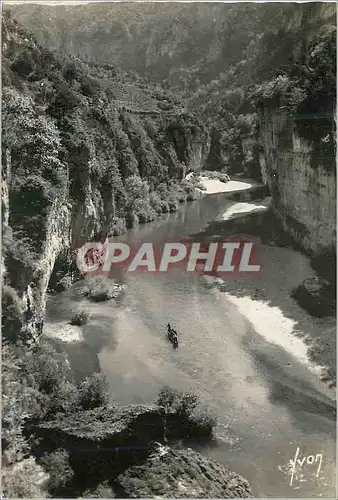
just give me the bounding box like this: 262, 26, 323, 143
1, 13, 209, 341
255, 8, 336, 261
259, 111, 335, 258
33, 403, 253, 497
4, 2, 230, 83
116, 447, 253, 498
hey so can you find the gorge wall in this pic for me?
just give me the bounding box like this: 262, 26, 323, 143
1, 13, 209, 342
259, 109, 336, 257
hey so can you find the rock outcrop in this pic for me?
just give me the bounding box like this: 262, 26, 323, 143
1, 13, 210, 341
116, 447, 253, 498
32, 404, 252, 497
291, 276, 336, 317
259, 109, 336, 258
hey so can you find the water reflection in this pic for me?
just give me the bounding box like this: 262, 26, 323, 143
44, 189, 336, 497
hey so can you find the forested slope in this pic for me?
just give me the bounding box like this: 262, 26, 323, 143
1, 13, 225, 498
2, 10, 210, 338
6, 2, 336, 177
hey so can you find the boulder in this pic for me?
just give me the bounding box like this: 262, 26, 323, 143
116, 447, 253, 498
291, 276, 336, 317
32, 405, 251, 497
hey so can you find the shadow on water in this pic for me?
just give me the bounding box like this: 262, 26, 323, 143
194, 209, 336, 388
43, 184, 336, 497
241, 329, 336, 426
45, 280, 125, 382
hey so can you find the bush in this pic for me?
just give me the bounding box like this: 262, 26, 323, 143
176, 187, 187, 203
1, 457, 49, 498
124, 174, 150, 202
16, 340, 80, 418
167, 196, 179, 213
2, 342, 44, 467
133, 198, 157, 223
82, 481, 116, 498
70, 309, 90, 326
39, 449, 74, 492
109, 217, 126, 236
1, 285, 22, 342
203, 170, 230, 183
82, 276, 120, 302
54, 275, 73, 292
149, 192, 169, 214
157, 387, 217, 439
78, 372, 110, 410
46, 380, 80, 415
125, 211, 139, 228
20, 340, 73, 396
181, 181, 200, 200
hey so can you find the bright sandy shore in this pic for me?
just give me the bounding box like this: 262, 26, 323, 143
206, 201, 336, 398
199, 176, 253, 194
44, 322, 84, 343
221, 197, 271, 220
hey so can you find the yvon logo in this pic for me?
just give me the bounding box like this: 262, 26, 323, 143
76, 237, 261, 278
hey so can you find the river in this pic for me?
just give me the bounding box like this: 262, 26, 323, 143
45, 185, 336, 498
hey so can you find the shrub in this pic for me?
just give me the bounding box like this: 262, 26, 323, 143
203, 170, 230, 183
167, 197, 179, 213
218, 173, 230, 183
3, 230, 37, 289
17, 340, 80, 419
70, 309, 90, 326
149, 192, 168, 214
82, 481, 116, 498
181, 181, 200, 200
133, 198, 157, 223
157, 387, 217, 439
124, 174, 150, 201
54, 275, 73, 292
2, 342, 44, 466
20, 340, 73, 395
82, 276, 120, 302
47, 380, 80, 415
160, 200, 170, 213
1, 457, 49, 498
125, 211, 139, 228
78, 372, 110, 410
110, 217, 126, 236
176, 186, 187, 203
1, 285, 22, 342
39, 449, 74, 492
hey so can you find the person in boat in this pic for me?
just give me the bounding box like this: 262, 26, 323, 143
167, 323, 177, 337
167, 325, 178, 346
167, 323, 176, 335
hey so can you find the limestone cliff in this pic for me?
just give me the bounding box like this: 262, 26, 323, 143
255, 12, 336, 262
1, 13, 209, 341
116, 447, 253, 498
33, 403, 253, 497
259, 109, 336, 257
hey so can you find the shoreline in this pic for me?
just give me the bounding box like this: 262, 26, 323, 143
187, 172, 263, 196
201, 201, 336, 395
198, 177, 254, 194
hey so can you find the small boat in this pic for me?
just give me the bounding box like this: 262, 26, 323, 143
167, 326, 179, 348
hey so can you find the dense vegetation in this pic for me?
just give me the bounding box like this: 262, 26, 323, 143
1, 4, 336, 497
7, 2, 336, 176
1, 12, 215, 498
2, 10, 206, 328
188, 3, 336, 174
2, 338, 216, 497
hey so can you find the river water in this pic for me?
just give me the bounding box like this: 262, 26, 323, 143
45, 187, 336, 498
